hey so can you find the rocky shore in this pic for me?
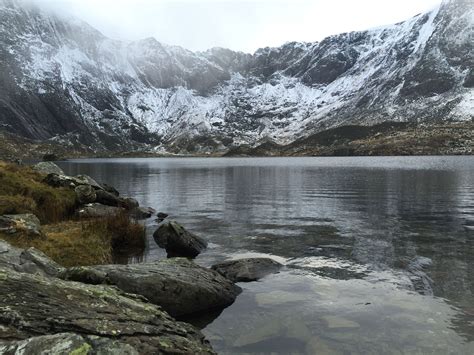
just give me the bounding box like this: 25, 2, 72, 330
0, 161, 283, 353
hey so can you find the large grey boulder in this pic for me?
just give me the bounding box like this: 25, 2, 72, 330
153, 220, 208, 258
211, 258, 283, 282
60, 258, 242, 317
0, 333, 138, 355
32, 162, 64, 175
76, 203, 124, 218
0, 267, 215, 354
75, 184, 97, 204
0, 214, 42, 237
0, 240, 64, 277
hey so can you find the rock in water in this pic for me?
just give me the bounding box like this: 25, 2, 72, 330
101, 183, 120, 196
0, 214, 42, 237
0, 267, 215, 354
76, 203, 125, 218
32, 162, 64, 175
153, 220, 208, 257
211, 258, 283, 282
74, 184, 97, 204
60, 258, 242, 317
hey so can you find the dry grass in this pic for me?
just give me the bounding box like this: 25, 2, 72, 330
0, 162, 77, 223
0, 214, 146, 267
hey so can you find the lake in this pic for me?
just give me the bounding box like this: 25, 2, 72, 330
59, 156, 474, 354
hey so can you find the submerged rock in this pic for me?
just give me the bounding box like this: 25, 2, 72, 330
76, 203, 124, 218
60, 258, 241, 317
153, 220, 208, 258
32, 162, 64, 175
211, 258, 283, 282
75, 184, 97, 204
0, 267, 215, 354
0, 333, 139, 355
0, 214, 42, 237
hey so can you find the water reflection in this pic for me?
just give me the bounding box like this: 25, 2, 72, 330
59, 156, 474, 352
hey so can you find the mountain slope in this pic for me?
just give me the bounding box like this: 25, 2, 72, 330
0, 0, 472, 154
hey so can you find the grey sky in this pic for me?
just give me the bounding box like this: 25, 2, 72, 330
34, 0, 443, 53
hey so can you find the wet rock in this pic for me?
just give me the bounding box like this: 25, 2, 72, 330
212, 258, 283, 282
0, 240, 64, 277
76, 203, 124, 218
95, 189, 122, 206
130, 207, 156, 220
60, 258, 241, 317
75, 184, 97, 204
0, 214, 42, 237
120, 197, 140, 210
153, 220, 208, 258
102, 183, 120, 196
0, 267, 215, 354
157, 212, 169, 221
32, 161, 64, 175
0, 333, 139, 355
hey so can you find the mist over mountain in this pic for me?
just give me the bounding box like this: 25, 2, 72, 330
0, 0, 472, 154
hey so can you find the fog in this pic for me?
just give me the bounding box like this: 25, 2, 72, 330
33, 0, 442, 53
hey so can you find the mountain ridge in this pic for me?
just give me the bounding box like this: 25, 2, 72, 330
0, 0, 472, 154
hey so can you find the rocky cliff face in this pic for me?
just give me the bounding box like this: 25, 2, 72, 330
0, 0, 472, 153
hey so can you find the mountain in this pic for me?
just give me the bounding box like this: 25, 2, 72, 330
0, 0, 472, 154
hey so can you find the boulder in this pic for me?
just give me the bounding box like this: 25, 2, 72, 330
102, 183, 120, 196
211, 258, 283, 282
60, 258, 242, 317
76, 203, 124, 218
120, 197, 140, 210
95, 189, 122, 206
75, 184, 97, 204
19, 248, 64, 277
157, 212, 169, 222
0, 240, 64, 277
0, 267, 215, 354
153, 220, 208, 258
0, 214, 42, 237
0, 333, 139, 355
43, 173, 78, 188
75, 174, 103, 190
32, 162, 64, 175
129, 207, 156, 220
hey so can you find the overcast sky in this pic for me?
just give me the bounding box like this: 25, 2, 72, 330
35, 0, 443, 53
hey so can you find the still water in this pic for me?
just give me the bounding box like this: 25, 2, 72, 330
59, 156, 474, 354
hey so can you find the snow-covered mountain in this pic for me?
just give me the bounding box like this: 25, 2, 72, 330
0, 0, 472, 153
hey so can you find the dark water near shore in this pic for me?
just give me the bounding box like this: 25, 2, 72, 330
59, 156, 474, 354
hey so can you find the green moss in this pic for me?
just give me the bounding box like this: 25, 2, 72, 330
69, 343, 92, 355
